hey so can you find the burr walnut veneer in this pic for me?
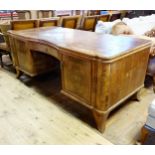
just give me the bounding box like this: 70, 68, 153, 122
8, 27, 151, 132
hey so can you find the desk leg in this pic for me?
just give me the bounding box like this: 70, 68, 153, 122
92, 110, 108, 133
0, 52, 3, 67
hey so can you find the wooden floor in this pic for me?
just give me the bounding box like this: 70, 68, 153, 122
0, 56, 154, 144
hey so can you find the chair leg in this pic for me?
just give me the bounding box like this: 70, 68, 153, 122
153, 75, 155, 93
8, 53, 12, 60
0, 52, 3, 68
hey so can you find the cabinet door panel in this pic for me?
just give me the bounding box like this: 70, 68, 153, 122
62, 55, 92, 105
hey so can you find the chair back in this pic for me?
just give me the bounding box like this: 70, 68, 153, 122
16, 10, 32, 19
0, 23, 11, 48
74, 10, 81, 15
81, 15, 97, 31
38, 18, 59, 27
10, 19, 38, 30
96, 14, 110, 22
87, 10, 100, 16
37, 10, 54, 18
120, 11, 129, 19
110, 12, 121, 21
59, 15, 82, 29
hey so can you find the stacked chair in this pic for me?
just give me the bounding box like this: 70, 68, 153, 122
38, 18, 59, 27
59, 15, 82, 29
16, 10, 32, 20
80, 15, 97, 31
10, 19, 38, 30
80, 14, 110, 31
37, 10, 55, 18
109, 12, 122, 21
0, 23, 11, 67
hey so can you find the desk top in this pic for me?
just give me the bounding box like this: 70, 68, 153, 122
8, 26, 151, 60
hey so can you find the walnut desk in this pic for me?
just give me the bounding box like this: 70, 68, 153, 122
8, 27, 151, 132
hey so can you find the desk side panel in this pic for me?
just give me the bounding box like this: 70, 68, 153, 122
95, 47, 150, 112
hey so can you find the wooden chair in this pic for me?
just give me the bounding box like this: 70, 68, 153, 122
37, 10, 54, 18
80, 15, 97, 31
109, 12, 121, 21
16, 10, 32, 19
10, 19, 38, 30
87, 10, 100, 16
74, 10, 81, 15
120, 11, 129, 19
0, 24, 11, 67
59, 15, 82, 29
0, 30, 4, 42
38, 18, 59, 27
72, 10, 85, 15
96, 14, 110, 22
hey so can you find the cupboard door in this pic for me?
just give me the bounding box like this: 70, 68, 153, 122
61, 55, 92, 105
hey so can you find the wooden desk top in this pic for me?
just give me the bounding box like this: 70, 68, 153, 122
8, 26, 151, 60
